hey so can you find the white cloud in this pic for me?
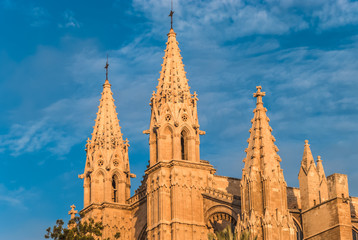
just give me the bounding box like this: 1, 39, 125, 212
314, 0, 358, 29
59, 10, 81, 28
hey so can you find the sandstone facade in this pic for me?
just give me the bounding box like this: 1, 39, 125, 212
76, 27, 358, 240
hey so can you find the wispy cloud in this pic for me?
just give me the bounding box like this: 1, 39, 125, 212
58, 10, 81, 28
0, 184, 38, 209
29, 6, 50, 27
0, 97, 97, 156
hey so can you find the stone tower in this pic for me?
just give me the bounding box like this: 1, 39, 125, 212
298, 140, 324, 210
143, 27, 211, 240
79, 72, 135, 238
238, 86, 296, 240
298, 141, 353, 240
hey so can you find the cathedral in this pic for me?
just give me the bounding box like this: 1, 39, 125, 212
74, 24, 358, 240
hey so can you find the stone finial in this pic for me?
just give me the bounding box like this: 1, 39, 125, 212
68, 205, 78, 220
316, 155, 326, 179
253, 86, 266, 105
124, 138, 130, 149
301, 139, 315, 172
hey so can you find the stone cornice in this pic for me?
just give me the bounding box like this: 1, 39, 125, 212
145, 159, 215, 175
80, 202, 131, 215
202, 187, 240, 206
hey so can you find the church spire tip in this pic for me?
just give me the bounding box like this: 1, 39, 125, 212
104, 54, 109, 81
253, 86, 266, 105
169, 0, 174, 29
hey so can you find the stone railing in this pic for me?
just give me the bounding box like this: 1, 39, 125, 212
127, 188, 146, 205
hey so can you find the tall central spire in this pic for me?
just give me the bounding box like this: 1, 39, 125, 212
145, 26, 204, 166
154, 28, 192, 108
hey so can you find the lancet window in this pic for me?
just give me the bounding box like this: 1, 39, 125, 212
294, 220, 303, 240
181, 130, 188, 160
112, 174, 119, 203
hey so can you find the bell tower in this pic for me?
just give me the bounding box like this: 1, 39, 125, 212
79, 60, 135, 238
143, 25, 212, 240
144, 28, 205, 166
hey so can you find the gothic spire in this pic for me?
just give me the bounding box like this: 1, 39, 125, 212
301, 140, 316, 174
88, 77, 125, 153
153, 28, 192, 108
243, 86, 282, 175
316, 155, 326, 180
240, 86, 295, 239
145, 27, 203, 166
81, 71, 132, 207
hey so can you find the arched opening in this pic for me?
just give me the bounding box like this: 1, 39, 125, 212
162, 126, 173, 160
112, 174, 119, 203
294, 219, 303, 240
207, 212, 237, 237
353, 228, 358, 240
138, 224, 147, 240
181, 130, 188, 160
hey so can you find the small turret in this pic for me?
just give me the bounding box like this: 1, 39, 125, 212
316, 156, 328, 202
298, 140, 320, 210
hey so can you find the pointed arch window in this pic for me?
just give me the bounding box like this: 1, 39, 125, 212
294, 220, 303, 240
112, 175, 119, 203
181, 130, 188, 160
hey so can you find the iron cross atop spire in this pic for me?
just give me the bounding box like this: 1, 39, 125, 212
104, 54, 109, 80
169, 0, 174, 29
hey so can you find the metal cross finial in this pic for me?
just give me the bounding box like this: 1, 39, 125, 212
169, 0, 174, 29
104, 55, 109, 80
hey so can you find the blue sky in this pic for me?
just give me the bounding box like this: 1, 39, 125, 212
1, 0, 358, 239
